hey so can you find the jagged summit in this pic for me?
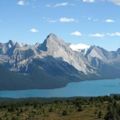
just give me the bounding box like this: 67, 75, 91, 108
7, 40, 14, 48
45, 33, 64, 44
39, 33, 65, 51
117, 48, 120, 54
46, 33, 58, 40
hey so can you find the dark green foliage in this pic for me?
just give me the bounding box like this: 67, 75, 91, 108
0, 96, 120, 119
77, 105, 82, 112
48, 107, 53, 112
97, 111, 102, 118
104, 111, 114, 120
62, 110, 68, 116
104, 98, 120, 120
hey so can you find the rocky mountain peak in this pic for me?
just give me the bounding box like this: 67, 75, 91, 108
46, 33, 58, 40
39, 33, 65, 51
14, 42, 21, 48
7, 40, 15, 49
45, 33, 64, 45
117, 48, 120, 54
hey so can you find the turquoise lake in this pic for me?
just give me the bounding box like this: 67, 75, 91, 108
0, 79, 120, 98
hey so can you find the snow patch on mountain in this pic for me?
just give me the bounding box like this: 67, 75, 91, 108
69, 43, 90, 52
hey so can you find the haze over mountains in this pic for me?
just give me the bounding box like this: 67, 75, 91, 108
0, 33, 120, 90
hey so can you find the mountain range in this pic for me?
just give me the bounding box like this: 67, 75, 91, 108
0, 33, 120, 90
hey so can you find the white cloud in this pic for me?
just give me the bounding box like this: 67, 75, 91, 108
82, 0, 95, 3
42, 17, 57, 23
54, 2, 68, 7
59, 17, 76, 23
44, 17, 76, 23
90, 33, 105, 38
105, 19, 115, 23
17, 0, 30, 6
82, 0, 120, 5
110, 0, 120, 6
90, 32, 120, 38
17, 0, 26, 6
107, 32, 120, 36
87, 17, 99, 22
71, 31, 82, 37
46, 2, 69, 8
70, 43, 90, 52
48, 19, 57, 23
30, 28, 39, 33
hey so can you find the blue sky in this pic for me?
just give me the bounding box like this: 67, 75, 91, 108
0, 0, 120, 50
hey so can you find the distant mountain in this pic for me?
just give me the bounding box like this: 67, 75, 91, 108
0, 33, 120, 90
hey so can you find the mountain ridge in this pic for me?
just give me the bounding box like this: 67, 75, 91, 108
0, 33, 120, 90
